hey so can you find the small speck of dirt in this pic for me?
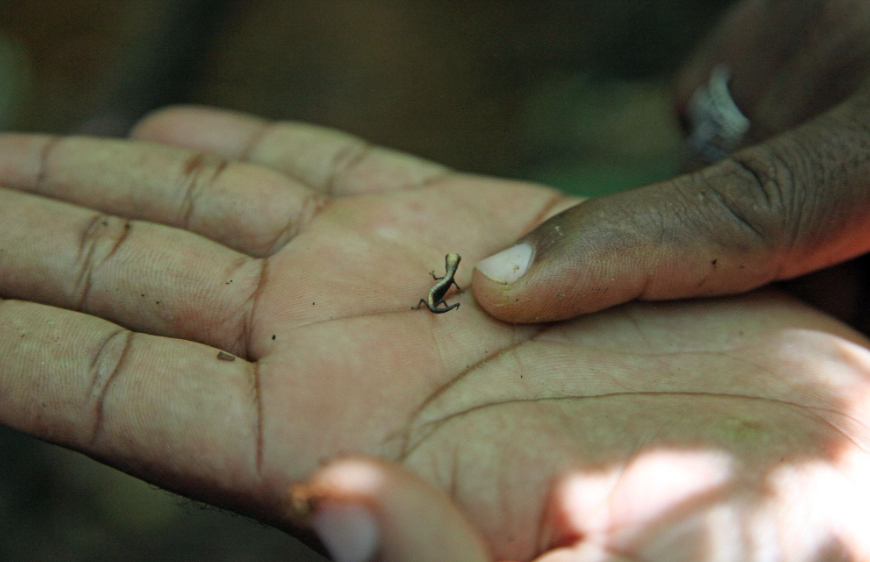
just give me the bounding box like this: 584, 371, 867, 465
155, 301, 161, 304
272, 335, 277, 340
217, 351, 236, 362
712, 259, 718, 266
312, 302, 315, 305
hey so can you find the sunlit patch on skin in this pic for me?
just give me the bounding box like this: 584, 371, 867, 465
834, 448, 870, 558
535, 331, 870, 561
533, 542, 635, 562
762, 456, 870, 561
319, 459, 388, 494
828, 336, 870, 451
701, 505, 745, 562
604, 449, 734, 531
636, 503, 746, 562
549, 449, 733, 550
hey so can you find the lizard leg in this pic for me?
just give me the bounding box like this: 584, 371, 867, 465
432, 300, 460, 314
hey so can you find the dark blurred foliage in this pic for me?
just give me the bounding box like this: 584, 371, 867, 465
0, 1, 734, 560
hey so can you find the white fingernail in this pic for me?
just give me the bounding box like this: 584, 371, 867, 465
476, 243, 533, 284
312, 503, 380, 562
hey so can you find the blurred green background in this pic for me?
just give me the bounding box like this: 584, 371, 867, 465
1, 1, 734, 560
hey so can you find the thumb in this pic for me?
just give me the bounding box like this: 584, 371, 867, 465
473, 89, 870, 323
287, 457, 491, 562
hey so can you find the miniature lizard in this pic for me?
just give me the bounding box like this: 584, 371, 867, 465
413, 253, 461, 313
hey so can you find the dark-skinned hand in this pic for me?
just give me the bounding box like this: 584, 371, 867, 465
473, 0, 870, 328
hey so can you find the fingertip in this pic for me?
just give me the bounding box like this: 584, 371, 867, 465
470, 266, 525, 322
129, 104, 204, 139
129, 105, 267, 158
312, 502, 380, 562
472, 245, 632, 324
288, 457, 490, 562
533, 545, 636, 562
475, 243, 534, 285
472, 263, 569, 325
473, 204, 636, 323
474, 236, 584, 323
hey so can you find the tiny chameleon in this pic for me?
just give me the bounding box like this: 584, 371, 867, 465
413, 253, 461, 313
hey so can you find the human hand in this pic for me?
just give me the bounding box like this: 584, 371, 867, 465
2, 107, 870, 561
472, 0, 870, 325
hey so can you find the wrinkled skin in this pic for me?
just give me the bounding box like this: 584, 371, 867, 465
1, 106, 870, 561
675, 0, 870, 140
474, 0, 870, 328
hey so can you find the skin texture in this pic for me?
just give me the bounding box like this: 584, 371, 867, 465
472, 0, 870, 325
1, 106, 870, 561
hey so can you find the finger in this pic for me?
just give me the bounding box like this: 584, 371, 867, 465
674, 0, 807, 130
130, 105, 451, 195
473, 91, 870, 322
0, 133, 323, 257
287, 458, 491, 562
0, 188, 261, 356
534, 546, 634, 562
675, 0, 870, 140
0, 298, 271, 518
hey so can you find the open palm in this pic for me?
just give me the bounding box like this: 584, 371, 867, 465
2, 107, 869, 562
